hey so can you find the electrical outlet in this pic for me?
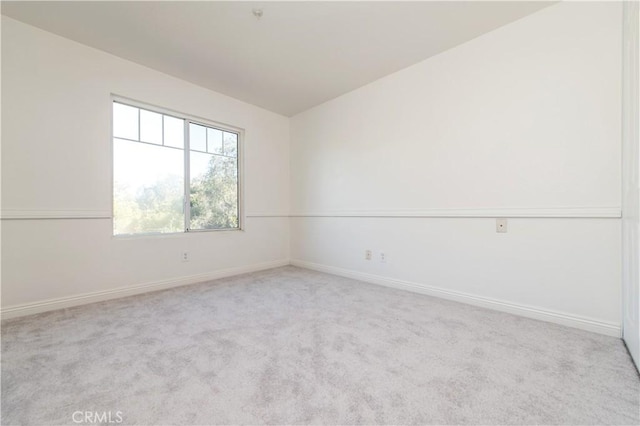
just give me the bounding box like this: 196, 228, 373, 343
181, 251, 189, 262
365, 250, 372, 261
496, 218, 508, 233
380, 252, 386, 263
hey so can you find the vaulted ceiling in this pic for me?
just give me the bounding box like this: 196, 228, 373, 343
2, 1, 553, 116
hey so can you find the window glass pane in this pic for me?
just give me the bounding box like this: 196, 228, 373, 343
113, 138, 184, 235
140, 109, 162, 145
189, 152, 238, 230
189, 123, 207, 152
223, 132, 238, 157
113, 101, 241, 235
164, 115, 184, 149
207, 128, 223, 154
113, 103, 139, 140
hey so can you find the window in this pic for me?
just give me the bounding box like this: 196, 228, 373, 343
112, 99, 240, 235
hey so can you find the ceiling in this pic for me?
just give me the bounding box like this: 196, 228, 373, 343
1, 1, 553, 116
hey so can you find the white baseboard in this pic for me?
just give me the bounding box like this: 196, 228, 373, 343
291, 259, 621, 337
1, 259, 289, 320
4, 258, 621, 338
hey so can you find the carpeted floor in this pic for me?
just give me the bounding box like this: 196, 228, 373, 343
2, 266, 639, 425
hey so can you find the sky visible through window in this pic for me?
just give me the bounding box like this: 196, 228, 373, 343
113, 102, 239, 235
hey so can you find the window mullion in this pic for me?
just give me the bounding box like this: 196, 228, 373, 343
184, 120, 191, 232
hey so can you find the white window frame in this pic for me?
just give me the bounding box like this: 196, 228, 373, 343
111, 95, 244, 237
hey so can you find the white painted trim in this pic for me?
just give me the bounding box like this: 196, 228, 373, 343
2, 206, 620, 221
621, 0, 640, 368
1, 207, 620, 220
0, 210, 290, 220
0, 259, 289, 320
3, 257, 622, 337
290, 207, 621, 218
246, 213, 290, 218
0, 209, 112, 220
291, 259, 621, 337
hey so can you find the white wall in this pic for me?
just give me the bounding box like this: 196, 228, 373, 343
290, 2, 623, 335
1, 17, 290, 315
1, 2, 626, 337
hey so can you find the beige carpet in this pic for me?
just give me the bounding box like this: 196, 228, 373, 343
2, 266, 639, 425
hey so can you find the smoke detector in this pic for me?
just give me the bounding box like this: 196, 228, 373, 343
252, 8, 263, 20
